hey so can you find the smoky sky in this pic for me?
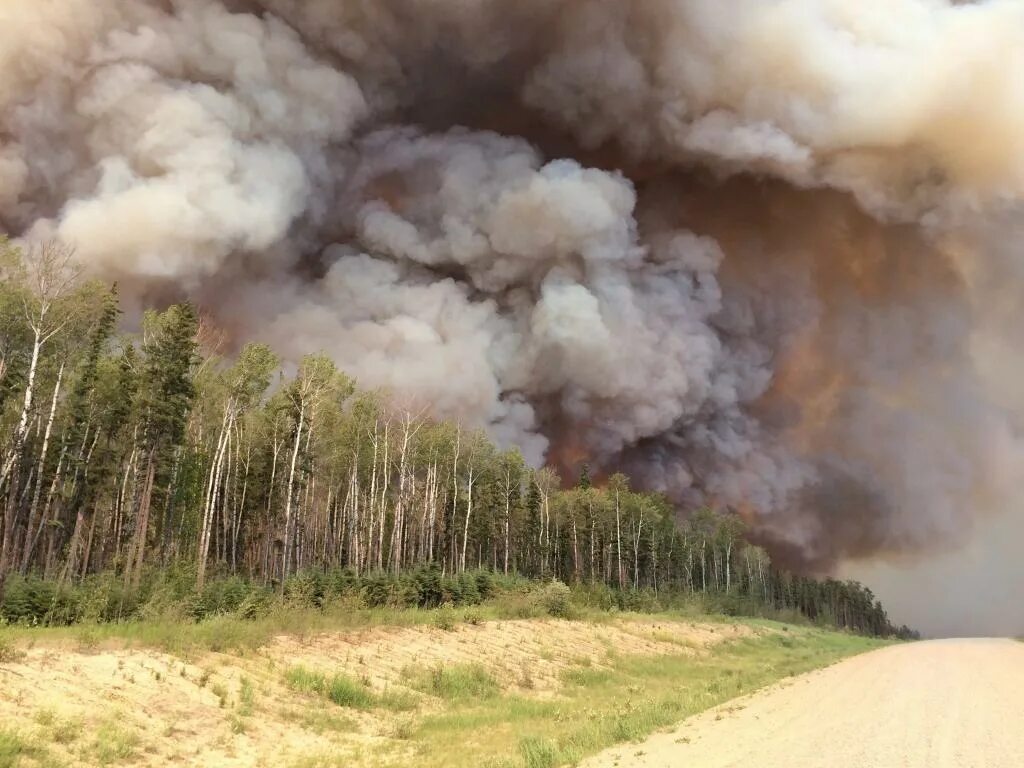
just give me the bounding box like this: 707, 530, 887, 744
3, 0, 1024, 588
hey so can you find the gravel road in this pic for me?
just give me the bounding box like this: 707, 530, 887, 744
581, 638, 1024, 768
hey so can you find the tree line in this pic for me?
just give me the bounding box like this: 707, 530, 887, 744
0, 240, 915, 638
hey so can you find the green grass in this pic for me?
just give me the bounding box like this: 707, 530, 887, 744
0, 636, 26, 663
88, 721, 139, 766
238, 676, 255, 716
404, 663, 500, 701
0, 603, 509, 657
0, 582, 849, 660
519, 737, 559, 768
279, 706, 359, 736
0, 729, 44, 768
0, 725, 68, 768
393, 624, 889, 768
284, 666, 376, 709
32, 710, 82, 747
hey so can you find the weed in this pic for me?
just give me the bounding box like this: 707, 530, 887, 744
50, 718, 83, 746
284, 666, 374, 710
326, 675, 374, 709
378, 688, 419, 712
392, 717, 416, 740
518, 664, 536, 690
238, 676, 255, 716
211, 682, 228, 707
432, 604, 457, 632
32, 710, 55, 728
279, 707, 358, 735
0, 728, 47, 768
75, 626, 100, 653
405, 663, 500, 701
89, 720, 139, 765
0, 638, 25, 664
519, 737, 558, 768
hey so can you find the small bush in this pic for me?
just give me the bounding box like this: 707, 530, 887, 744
536, 581, 573, 618
432, 603, 457, 631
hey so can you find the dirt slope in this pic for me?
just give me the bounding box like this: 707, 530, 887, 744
582, 638, 1024, 768
0, 617, 750, 767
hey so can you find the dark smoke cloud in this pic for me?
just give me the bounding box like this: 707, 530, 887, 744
2, 0, 1023, 584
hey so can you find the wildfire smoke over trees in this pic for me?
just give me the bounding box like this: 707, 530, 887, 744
0, 240, 909, 638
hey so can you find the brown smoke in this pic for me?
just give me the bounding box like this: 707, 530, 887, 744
2, 0, 1023, 605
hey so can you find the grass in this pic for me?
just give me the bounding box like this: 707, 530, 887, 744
279, 706, 359, 735
238, 676, 255, 716
0, 603, 512, 657
404, 663, 500, 701
32, 710, 82, 746
0, 636, 26, 663
0, 601, 894, 768
284, 666, 376, 709
0, 583, 833, 660
519, 737, 559, 768
395, 624, 889, 768
0, 728, 50, 768
88, 720, 139, 766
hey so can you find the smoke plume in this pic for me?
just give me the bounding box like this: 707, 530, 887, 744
3, 0, 1024, 581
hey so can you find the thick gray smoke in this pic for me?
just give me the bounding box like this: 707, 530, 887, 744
3, 0, 1024, 590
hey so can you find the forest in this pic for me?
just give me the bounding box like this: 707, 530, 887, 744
0, 239, 915, 638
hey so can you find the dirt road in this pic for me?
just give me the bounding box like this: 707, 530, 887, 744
582, 638, 1024, 768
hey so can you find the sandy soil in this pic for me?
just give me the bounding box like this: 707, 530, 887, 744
270, 617, 750, 694
582, 638, 1024, 768
0, 617, 749, 766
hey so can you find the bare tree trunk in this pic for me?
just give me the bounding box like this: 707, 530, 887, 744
19, 361, 64, 572
282, 402, 305, 586
633, 504, 644, 590
127, 450, 157, 589
615, 486, 624, 589
0, 330, 44, 596
460, 462, 476, 573
197, 409, 230, 588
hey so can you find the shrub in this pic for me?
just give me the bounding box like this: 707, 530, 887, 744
432, 603, 457, 631
535, 580, 573, 618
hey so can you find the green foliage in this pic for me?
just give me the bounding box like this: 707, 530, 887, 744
535, 581, 572, 618
432, 603, 457, 631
